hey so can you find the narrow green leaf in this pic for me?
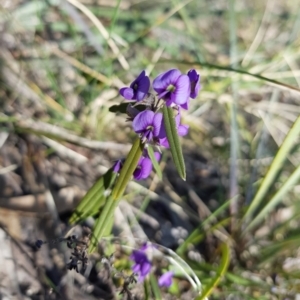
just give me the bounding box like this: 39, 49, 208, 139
150, 274, 162, 300
190, 261, 267, 288
163, 106, 186, 180
69, 168, 116, 224
195, 243, 230, 300
144, 279, 151, 300
111, 138, 144, 200
259, 236, 300, 264
89, 195, 117, 253
87, 194, 106, 216
243, 115, 300, 224
177, 199, 231, 256
147, 146, 162, 180
89, 139, 144, 252
102, 210, 115, 237
246, 164, 300, 232
177, 218, 230, 256
225, 273, 260, 286
69, 178, 104, 224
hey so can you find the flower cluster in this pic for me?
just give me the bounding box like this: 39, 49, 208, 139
126, 68, 200, 144
113, 68, 200, 181
122, 68, 200, 107
130, 244, 174, 287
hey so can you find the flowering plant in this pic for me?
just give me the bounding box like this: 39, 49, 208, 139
71, 68, 200, 246
69, 68, 201, 295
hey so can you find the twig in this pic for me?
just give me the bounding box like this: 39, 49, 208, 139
14, 117, 130, 152
42, 137, 88, 164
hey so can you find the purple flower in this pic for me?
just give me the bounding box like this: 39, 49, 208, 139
134, 151, 161, 180
120, 70, 150, 102
187, 69, 201, 99
112, 160, 123, 173
130, 250, 152, 282
153, 69, 190, 108
175, 113, 189, 136
158, 271, 174, 287
134, 156, 152, 180
132, 110, 163, 142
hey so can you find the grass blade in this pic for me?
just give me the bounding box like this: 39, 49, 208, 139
88, 195, 117, 253
69, 168, 116, 224
176, 199, 231, 256
243, 115, 300, 225
245, 163, 300, 232
163, 106, 186, 180
195, 243, 230, 300
144, 279, 151, 300
178, 218, 230, 257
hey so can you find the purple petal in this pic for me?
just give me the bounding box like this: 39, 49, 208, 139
131, 70, 146, 86
133, 156, 144, 180
165, 98, 174, 107
158, 117, 166, 139
158, 271, 174, 287
134, 158, 152, 180
158, 137, 169, 148
136, 81, 150, 102
135, 88, 149, 102
130, 250, 147, 262
132, 111, 154, 133
112, 160, 122, 173
140, 243, 149, 251
120, 87, 134, 100
153, 69, 181, 95
145, 131, 154, 141
180, 99, 190, 110
129, 70, 150, 101
132, 263, 141, 273
152, 113, 163, 137
192, 83, 201, 99
154, 152, 161, 162
140, 261, 152, 277
157, 90, 169, 100
175, 113, 181, 127
133, 167, 142, 180
175, 113, 189, 136
178, 124, 189, 136
187, 69, 201, 99
187, 69, 198, 81
171, 74, 190, 106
